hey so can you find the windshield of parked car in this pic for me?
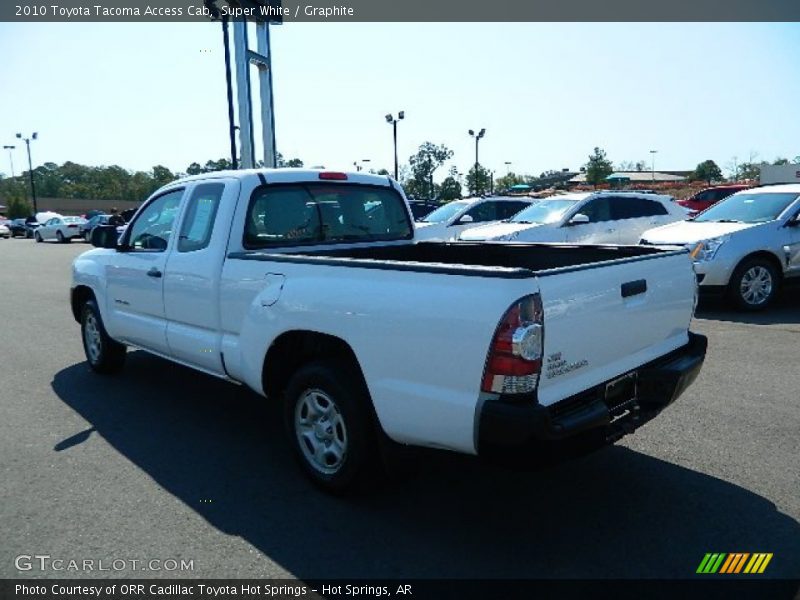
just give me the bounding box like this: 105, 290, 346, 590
693, 192, 800, 224
509, 199, 578, 224
420, 201, 469, 223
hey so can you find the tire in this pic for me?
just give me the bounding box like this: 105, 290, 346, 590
81, 299, 126, 374
56, 231, 65, 243
728, 257, 779, 311
283, 359, 379, 493
34, 232, 42, 243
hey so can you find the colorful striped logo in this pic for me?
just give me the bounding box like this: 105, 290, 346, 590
696, 553, 773, 574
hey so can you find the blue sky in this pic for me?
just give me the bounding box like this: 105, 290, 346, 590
1, 22, 799, 181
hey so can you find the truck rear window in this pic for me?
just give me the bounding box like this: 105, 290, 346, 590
244, 183, 413, 248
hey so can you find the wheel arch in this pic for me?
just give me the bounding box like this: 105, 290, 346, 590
261, 330, 369, 402
730, 250, 784, 284
70, 285, 96, 323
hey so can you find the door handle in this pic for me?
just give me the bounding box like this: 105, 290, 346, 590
147, 267, 162, 278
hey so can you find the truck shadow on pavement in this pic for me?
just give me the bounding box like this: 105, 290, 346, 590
696, 286, 800, 325
52, 353, 800, 580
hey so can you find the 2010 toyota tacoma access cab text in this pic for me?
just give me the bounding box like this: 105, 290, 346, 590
71, 169, 707, 492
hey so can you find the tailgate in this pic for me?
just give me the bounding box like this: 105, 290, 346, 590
535, 250, 695, 407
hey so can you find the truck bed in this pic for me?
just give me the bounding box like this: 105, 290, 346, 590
232, 241, 685, 277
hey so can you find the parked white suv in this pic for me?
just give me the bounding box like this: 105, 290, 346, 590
459, 191, 685, 245
415, 196, 534, 241
641, 184, 800, 310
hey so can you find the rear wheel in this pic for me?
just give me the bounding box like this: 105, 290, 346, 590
81, 299, 126, 374
56, 230, 65, 243
34, 231, 42, 243
729, 258, 779, 311
283, 359, 378, 493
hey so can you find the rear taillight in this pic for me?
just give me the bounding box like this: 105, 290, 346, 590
481, 294, 544, 395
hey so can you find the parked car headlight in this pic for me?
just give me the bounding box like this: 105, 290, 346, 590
690, 236, 728, 262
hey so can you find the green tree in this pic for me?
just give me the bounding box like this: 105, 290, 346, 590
466, 165, 491, 196
438, 176, 462, 201
772, 157, 790, 165
376, 168, 390, 176
737, 162, 761, 180
186, 162, 204, 175
691, 159, 723, 184
584, 147, 613, 187
494, 172, 526, 192
407, 142, 453, 199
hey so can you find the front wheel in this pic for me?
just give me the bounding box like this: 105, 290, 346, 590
81, 299, 126, 374
283, 359, 378, 493
729, 258, 779, 311
34, 232, 42, 243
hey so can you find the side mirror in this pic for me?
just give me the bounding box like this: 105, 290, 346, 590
568, 213, 590, 225
787, 214, 800, 227
91, 225, 120, 249
458, 214, 474, 224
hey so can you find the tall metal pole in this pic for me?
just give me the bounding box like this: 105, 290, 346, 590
233, 20, 255, 168
256, 21, 277, 168
649, 149, 657, 182
222, 17, 238, 169
21, 138, 38, 213
393, 120, 398, 180
474, 137, 480, 195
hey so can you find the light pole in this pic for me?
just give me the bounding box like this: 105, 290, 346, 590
385, 111, 404, 180
468, 128, 486, 194
16, 132, 38, 213
649, 149, 658, 182
504, 161, 512, 174
352, 159, 371, 172
2, 145, 15, 178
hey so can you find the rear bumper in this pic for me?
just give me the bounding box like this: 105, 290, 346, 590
478, 332, 707, 456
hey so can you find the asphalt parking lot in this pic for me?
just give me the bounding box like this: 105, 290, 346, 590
1, 238, 798, 580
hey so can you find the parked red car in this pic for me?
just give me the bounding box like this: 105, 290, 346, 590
677, 184, 750, 216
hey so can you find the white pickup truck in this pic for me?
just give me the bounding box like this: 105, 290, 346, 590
71, 169, 707, 492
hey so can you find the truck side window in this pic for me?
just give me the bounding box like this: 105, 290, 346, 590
178, 183, 224, 252
127, 189, 184, 252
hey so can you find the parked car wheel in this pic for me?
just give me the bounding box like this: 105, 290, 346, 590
283, 359, 378, 493
56, 231, 65, 243
729, 257, 779, 311
81, 299, 126, 374
34, 231, 42, 243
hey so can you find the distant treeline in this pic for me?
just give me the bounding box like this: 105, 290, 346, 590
0, 155, 303, 218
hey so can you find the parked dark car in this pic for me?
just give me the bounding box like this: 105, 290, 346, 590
21, 217, 42, 239
6, 218, 30, 238
80, 214, 110, 241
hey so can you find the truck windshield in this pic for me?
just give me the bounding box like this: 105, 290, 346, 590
420, 201, 469, 223
245, 183, 413, 248
510, 199, 577, 224
693, 192, 799, 224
